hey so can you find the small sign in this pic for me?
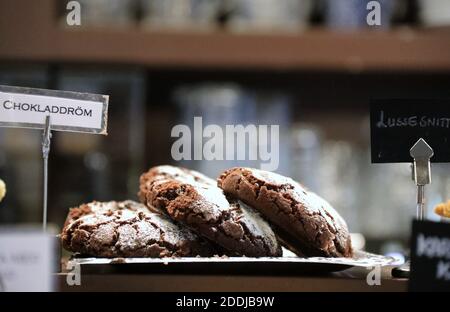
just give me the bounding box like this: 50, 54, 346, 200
0, 228, 56, 292
409, 220, 450, 292
0, 85, 108, 134
370, 99, 450, 163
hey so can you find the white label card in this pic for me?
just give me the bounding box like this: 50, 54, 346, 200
0, 229, 56, 292
0, 85, 108, 134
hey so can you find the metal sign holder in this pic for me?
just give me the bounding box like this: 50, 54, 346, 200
410, 138, 434, 221
41, 115, 52, 230
392, 138, 434, 278
0, 84, 109, 232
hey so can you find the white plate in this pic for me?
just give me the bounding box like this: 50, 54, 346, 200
69, 250, 394, 275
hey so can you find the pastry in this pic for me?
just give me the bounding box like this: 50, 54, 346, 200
0, 179, 5, 202
434, 200, 450, 218
139, 165, 282, 257
61, 200, 216, 258
218, 167, 353, 258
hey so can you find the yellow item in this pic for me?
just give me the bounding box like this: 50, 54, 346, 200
0, 179, 5, 202
434, 200, 450, 218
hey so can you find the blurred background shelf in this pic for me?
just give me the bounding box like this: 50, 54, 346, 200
0, 0, 449, 72
2, 27, 450, 72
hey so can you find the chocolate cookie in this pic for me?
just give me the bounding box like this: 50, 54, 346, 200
61, 200, 216, 258
218, 167, 353, 258
139, 165, 216, 208
139, 165, 282, 257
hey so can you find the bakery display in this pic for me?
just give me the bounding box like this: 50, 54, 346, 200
61, 200, 217, 258
138, 165, 282, 257
61, 165, 353, 260
218, 167, 353, 258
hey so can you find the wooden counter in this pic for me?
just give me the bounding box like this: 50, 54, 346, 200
57, 266, 408, 292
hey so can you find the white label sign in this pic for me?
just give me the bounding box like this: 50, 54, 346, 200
0, 85, 108, 134
0, 229, 56, 292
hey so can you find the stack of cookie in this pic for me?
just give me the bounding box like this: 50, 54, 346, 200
61, 165, 352, 258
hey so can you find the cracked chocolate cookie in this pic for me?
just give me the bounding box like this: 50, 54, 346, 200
139, 165, 282, 257
218, 167, 353, 258
139, 165, 216, 207
61, 200, 216, 258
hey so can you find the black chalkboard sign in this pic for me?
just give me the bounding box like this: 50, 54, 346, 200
370, 99, 450, 163
409, 220, 450, 292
